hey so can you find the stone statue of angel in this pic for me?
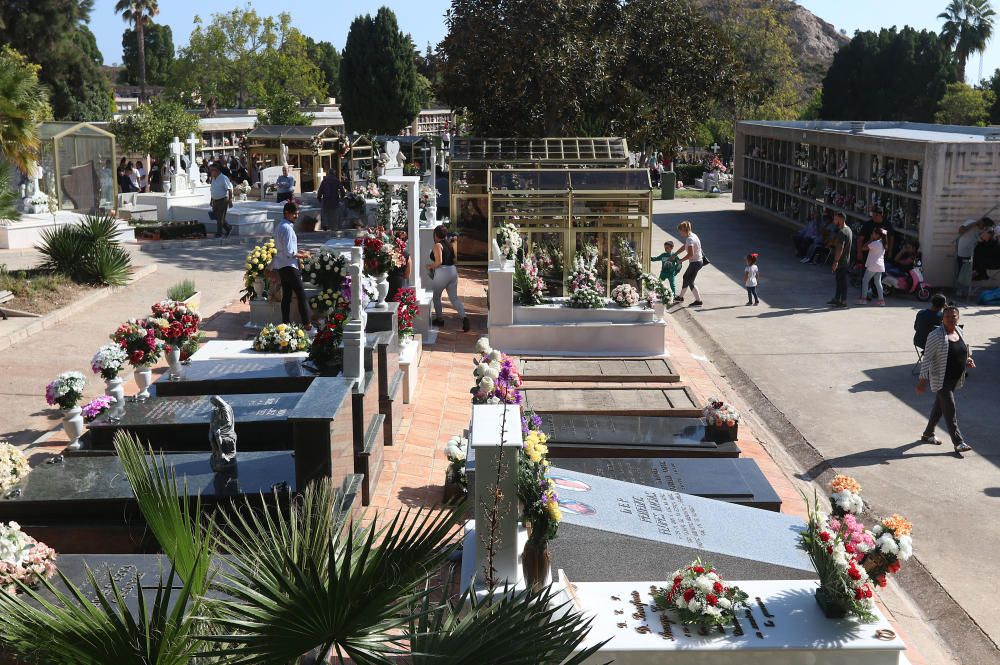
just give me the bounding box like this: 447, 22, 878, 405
209, 395, 238, 472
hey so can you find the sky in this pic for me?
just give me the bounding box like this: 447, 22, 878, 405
91, 0, 1000, 84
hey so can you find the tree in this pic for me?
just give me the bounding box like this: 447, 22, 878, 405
120, 22, 174, 87
983, 67, 1000, 122
939, 0, 996, 82
305, 37, 341, 100
114, 0, 160, 103
257, 90, 311, 126
935, 81, 996, 124
340, 7, 422, 134
0, 47, 51, 220
109, 99, 199, 160
0, 0, 113, 121
820, 27, 957, 122
170, 8, 324, 108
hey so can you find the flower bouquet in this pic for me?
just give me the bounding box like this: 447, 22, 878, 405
395, 287, 419, 342
253, 323, 311, 353
0, 521, 58, 595
653, 560, 749, 626
514, 256, 546, 306
81, 395, 114, 423
301, 250, 349, 290
310, 288, 351, 320
702, 397, 739, 443
521, 471, 561, 591
240, 240, 278, 303
355, 225, 404, 277
443, 435, 468, 499
0, 442, 29, 493
495, 222, 522, 262
610, 283, 640, 308
567, 252, 605, 309
149, 300, 201, 351
611, 236, 644, 284
829, 474, 864, 517
307, 320, 345, 370
235, 180, 251, 200
90, 344, 129, 381
863, 515, 913, 587
521, 408, 543, 437
44, 372, 86, 410
471, 338, 522, 405
111, 319, 165, 368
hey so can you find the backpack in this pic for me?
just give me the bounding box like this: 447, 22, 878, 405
977, 287, 1000, 305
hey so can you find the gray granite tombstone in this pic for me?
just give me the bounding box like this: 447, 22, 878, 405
365, 300, 399, 335
351, 371, 384, 506
368, 331, 403, 448
540, 414, 741, 458
546, 468, 812, 582
152, 357, 327, 397
552, 458, 781, 511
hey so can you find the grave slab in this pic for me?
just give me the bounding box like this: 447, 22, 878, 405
352, 371, 383, 505
564, 575, 906, 665
188, 340, 308, 361
539, 414, 741, 458
519, 357, 679, 383
152, 358, 324, 397
523, 387, 701, 417
0, 452, 295, 553
546, 468, 811, 582
552, 458, 781, 511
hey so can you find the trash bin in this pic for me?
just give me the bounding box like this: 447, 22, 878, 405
660, 171, 676, 200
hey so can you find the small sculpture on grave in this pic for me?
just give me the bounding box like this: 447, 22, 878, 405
209, 395, 238, 472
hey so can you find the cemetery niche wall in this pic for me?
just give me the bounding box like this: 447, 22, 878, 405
34, 121, 117, 215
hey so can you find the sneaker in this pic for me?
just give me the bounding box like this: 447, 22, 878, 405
856, 299, 868, 305
833, 301, 848, 308
800, 257, 812, 264
921, 434, 942, 445
432, 318, 444, 327
746, 301, 753, 306
955, 442, 973, 453
462, 316, 471, 332
674, 296, 684, 303
753, 301, 760, 305
875, 300, 886, 306
690, 300, 703, 306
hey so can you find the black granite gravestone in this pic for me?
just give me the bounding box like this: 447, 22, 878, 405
152, 358, 325, 397
552, 458, 781, 511
352, 371, 384, 505
540, 414, 741, 458
365, 301, 399, 335
545, 468, 812, 583
367, 331, 403, 448
0, 452, 295, 553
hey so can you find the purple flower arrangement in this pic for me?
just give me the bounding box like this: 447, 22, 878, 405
471, 338, 523, 405
81, 395, 114, 423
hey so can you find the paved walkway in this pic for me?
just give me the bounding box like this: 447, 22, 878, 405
653, 194, 995, 664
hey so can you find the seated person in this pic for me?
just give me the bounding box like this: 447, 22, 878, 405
913, 293, 946, 350
889, 240, 918, 274
794, 213, 824, 260
803, 214, 837, 263
971, 220, 1000, 280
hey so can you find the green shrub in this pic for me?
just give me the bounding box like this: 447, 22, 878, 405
36, 215, 133, 286
674, 164, 705, 185
167, 279, 197, 301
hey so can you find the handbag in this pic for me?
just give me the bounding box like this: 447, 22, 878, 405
702, 254, 710, 266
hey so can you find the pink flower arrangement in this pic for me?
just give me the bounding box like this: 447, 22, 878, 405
111, 319, 164, 368
81, 395, 114, 423
703, 397, 740, 427
0, 521, 57, 595
149, 300, 201, 351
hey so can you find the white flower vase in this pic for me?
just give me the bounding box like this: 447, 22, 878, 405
653, 302, 665, 322
425, 202, 437, 225
239, 192, 248, 202
105, 377, 126, 423
62, 406, 85, 451
134, 368, 153, 402
167, 346, 183, 381
375, 272, 390, 309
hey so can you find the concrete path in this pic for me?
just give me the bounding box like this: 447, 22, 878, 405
653, 195, 1000, 662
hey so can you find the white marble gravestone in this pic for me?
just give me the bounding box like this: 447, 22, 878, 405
344, 246, 367, 380
379, 174, 433, 337
382, 140, 403, 176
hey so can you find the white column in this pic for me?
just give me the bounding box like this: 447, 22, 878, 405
186, 133, 199, 186
472, 404, 523, 589
379, 175, 424, 294
488, 264, 515, 328
343, 246, 367, 380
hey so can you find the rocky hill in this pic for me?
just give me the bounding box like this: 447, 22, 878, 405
697, 0, 848, 92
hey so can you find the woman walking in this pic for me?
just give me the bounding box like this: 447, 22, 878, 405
674, 220, 705, 306
917, 305, 974, 454
427, 224, 470, 331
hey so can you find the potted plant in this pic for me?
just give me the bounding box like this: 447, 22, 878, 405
150, 300, 201, 381
442, 435, 468, 501
167, 279, 200, 312
703, 397, 740, 443
44, 371, 87, 450
652, 559, 749, 627
495, 222, 522, 263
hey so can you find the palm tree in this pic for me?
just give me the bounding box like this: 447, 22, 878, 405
114, 0, 160, 103
939, 0, 997, 82
0, 46, 49, 220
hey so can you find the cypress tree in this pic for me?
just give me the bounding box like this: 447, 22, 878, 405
340, 7, 421, 134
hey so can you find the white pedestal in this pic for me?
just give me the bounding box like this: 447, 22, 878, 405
459, 520, 536, 597
0, 213, 135, 249
248, 297, 312, 328
398, 334, 422, 404
564, 575, 907, 665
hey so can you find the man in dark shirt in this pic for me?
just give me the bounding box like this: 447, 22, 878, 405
317, 170, 345, 231
829, 212, 853, 308
914, 293, 946, 349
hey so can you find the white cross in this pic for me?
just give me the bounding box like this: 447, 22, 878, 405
711, 143, 721, 153
186, 133, 199, 162
170, 136, 184, 176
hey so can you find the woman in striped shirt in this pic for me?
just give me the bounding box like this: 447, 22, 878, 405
917, 305, 974, 454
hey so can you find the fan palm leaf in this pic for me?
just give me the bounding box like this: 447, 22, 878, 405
938, 0, 996, 81
201, 482, 466, 664
0, 46, 49, 174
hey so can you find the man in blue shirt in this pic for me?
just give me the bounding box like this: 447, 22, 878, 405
274, 202, 312, 329
208, 164, 233, 238
275, 166, 296, 203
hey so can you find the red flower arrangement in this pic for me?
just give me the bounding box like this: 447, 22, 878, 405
394, 287, 419, 341
111, 319, 165, 368
149, 300, 201, 351
354, 225, 404, 276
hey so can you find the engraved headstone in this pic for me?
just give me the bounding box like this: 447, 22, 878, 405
540, 414, 740, 458
152, 358, 322, 397
547, 468, 811, 582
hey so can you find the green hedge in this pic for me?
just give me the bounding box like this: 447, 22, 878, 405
673, 164, 705, 185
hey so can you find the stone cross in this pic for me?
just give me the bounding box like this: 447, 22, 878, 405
472, 403, 524, 589
186, 133, 199, 184
711, 143, 720, 153
170, 137, 185, 175
344, 246, 366, 379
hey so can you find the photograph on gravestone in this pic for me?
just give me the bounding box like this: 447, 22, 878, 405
546, 468, 811, 582
540, 414, 741, 458
552, 458, 781, 511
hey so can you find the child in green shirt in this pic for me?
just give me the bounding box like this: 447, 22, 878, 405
651, 240, 682, 296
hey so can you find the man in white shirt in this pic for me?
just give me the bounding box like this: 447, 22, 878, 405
274, 202, 312, 328
208, 164, 234, 237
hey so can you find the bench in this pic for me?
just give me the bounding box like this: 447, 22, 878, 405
0, 290, 12, 321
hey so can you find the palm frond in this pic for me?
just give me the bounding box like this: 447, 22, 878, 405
408, 579, 611, 665
201, 482, 466, 664
114, 431, 215, 597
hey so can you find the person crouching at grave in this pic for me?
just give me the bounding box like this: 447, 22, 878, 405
208, 164, 234, 238
274, 202, 313, 331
